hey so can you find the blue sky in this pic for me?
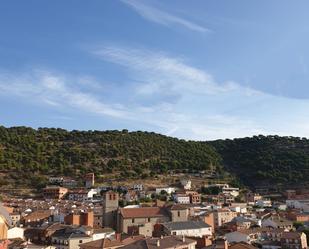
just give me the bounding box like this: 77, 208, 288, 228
1, 0, 309, 140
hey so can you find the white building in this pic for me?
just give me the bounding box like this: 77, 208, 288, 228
230, 206, 247, 213
133, 184, 144, 191
286, 199, 309, 212
92, 228, 115, 241
230, 203, 248, 214
87, 189, 98, 199
156, 187, 176, 195
51, 232, 92, 249
222, 185, 240, 197
173, 194, 190, 204
255, 199, 272, 208
181, 179, 192, 190
163, 221, 212, 238
68, 190, 88, 202
7, 227, 24, 240
68, 189, 98, 202
49, 177, 64, 185
275, 203, 287, 211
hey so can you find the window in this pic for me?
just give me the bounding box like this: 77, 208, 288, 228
79, 240, 83, 243
148, 218, 151, 222
178, 211, 180, 217
132, 218, 135, 223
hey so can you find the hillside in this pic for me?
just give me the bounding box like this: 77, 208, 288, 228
210, 135, 309, 187
1, 126, 309, 189
0, 126, 222, 188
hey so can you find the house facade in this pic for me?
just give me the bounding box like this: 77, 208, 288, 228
117, 207, 170, 235
163, 221, 212, 237
281, 232, 307, 249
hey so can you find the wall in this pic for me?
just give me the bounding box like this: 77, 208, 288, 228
214, 211, 237, 228
68, 237, 92, 249
120, 216, 170, 233
171, 209, 188, 222
203, 213, 215, 231
301, 233, 308, 249
166, 227, 212, 237
103, 191, 119, 229
138, 222, 153, 237
0, 216, 8, 240
7, 227, 24, 239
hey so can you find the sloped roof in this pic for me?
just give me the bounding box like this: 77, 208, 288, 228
229, 242, 258, 249
264, 215, 293, 225
93, 227, 114, 234
121, 236, 196, 249
169, 204, 192, 210
24, 210, 52, 222
80, 238, 122, 249
51, 227, 90, 239
119, 207, 167, 219
231, 216, 254, 224
79, 235, 144, 249
236, 227, 284, 235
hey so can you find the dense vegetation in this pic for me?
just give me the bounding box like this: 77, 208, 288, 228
210, 135, 309, 187
0, 126, 221, 187
1, 126, 309, 189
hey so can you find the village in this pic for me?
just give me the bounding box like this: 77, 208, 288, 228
1, 173, 309, 249
2, 0, 309, 248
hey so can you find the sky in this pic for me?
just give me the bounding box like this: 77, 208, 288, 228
1, 0, 309, 140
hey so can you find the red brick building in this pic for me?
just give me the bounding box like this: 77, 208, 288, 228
64, 211, 94, 228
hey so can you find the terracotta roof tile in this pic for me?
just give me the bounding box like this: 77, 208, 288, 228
229, 242, 258, 249
120, 207, 167, 219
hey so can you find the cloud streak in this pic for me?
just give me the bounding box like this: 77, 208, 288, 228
90, 45, 309, 140
121, 0, 210, 33
0, 70, 130, 119
2, 46, 309, 140
93, 46, 261, 97
0, 66, 264, 140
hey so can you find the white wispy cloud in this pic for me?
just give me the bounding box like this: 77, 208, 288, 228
121, 0, 210, 33
0, 70, 130, 119
0, 66, 264, 140
90, 45, 272, 139
0, 45, 268, 140
93, 46, 261, 97
3, 46, 309, 140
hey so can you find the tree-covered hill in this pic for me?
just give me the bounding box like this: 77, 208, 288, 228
0, 126, 222, 187
210, 135, 309, 187
2, 126, 309, 189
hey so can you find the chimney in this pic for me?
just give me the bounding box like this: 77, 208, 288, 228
157, 239, 160, 247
